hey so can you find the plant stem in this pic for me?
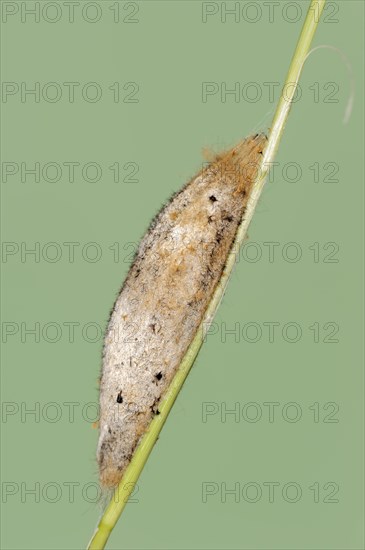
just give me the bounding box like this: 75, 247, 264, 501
87, 1, 326, 547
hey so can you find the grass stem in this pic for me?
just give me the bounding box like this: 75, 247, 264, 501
87, 2, 326, 547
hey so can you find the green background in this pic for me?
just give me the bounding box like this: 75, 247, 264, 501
1, 1, 364, 548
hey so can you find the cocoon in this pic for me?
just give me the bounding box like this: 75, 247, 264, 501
97, 133, 267, 487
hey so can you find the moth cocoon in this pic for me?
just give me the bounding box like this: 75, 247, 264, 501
97, 134, 267, 487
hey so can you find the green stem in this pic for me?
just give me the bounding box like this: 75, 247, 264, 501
87, 1, 326, 547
